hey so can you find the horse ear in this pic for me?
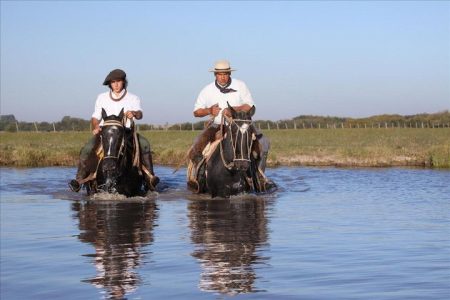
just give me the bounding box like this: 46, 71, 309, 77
248, 105, 256, 117
227, 102, 237, 118
101, 108, 107, 120
118, 108, 124, 119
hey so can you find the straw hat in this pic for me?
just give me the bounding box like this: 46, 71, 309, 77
209, 60, 236, 73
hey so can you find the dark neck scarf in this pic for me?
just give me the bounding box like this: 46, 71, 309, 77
215, 78, 236, 94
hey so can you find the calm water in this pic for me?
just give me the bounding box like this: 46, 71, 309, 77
1, 166, 449, 300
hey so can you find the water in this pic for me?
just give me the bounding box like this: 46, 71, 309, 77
1, 166, 449, 299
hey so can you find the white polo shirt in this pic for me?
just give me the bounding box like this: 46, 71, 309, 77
92, 90, 142, 128
194, 78, 255, 124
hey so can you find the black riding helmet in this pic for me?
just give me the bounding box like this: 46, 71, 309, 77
103, 69, 126, 85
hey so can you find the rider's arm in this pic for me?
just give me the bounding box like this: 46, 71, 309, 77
194, 104, 221, 118
232, 104, 252, 112
223, 104, 252, 117
91, 117, 101, 135
193, 108, 210, 118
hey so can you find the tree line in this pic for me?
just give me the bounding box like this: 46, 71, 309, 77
1, 111, 449, 132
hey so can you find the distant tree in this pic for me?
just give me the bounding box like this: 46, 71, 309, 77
0, 114, 17, 131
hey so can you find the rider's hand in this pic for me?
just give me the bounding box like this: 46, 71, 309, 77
125, 110, 135, 119
92, 126, 101, 135
209, 104, 221, 117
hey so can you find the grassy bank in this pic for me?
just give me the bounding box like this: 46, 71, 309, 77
0, 129, 449, 168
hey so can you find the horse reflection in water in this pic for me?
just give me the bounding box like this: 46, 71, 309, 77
188, 198, 270, 295
72, 200, 158, 299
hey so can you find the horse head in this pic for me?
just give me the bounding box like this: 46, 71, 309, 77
100, 108, 125, 193
224, 103, 256, 172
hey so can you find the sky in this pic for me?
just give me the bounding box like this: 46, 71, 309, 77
1, 1, 449, 125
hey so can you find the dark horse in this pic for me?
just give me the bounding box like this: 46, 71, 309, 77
196, 104, 264, 198
86, 108, 146, 197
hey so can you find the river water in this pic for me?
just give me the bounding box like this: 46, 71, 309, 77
1, 166, 449, 299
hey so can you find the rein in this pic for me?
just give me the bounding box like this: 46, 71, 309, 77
219, 115, 255, 170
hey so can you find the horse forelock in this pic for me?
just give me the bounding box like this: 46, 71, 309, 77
101, 116, 125, 159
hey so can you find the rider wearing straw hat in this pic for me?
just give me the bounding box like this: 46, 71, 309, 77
68, 69, 159, 193
188, 60, 275, 191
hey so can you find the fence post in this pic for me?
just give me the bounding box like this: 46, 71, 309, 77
34, 122, 38, 132
53, 123, 56, 132
15, 122, 19, 132
267, 123, 270, 130
294, 122, 297, 130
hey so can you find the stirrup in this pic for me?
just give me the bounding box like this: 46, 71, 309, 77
145, 175, 159, 192
263, 179, 277, 193
68, 179, 81, 192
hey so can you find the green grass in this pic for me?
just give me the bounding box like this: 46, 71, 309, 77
1, 128, 449, 168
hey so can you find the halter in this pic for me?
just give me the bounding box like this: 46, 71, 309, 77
219, 115, 255, 170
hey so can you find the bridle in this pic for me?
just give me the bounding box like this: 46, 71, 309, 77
220, 115, 256, 170
101, 119, 126, 161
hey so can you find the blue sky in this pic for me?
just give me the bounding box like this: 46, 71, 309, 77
1, 1, 449, 125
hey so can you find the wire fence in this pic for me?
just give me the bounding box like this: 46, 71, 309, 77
2, 120, 450, 132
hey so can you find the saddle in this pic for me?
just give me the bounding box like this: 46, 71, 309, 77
187, 137, 222, 193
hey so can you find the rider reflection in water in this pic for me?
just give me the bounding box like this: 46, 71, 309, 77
188, 60, 275, 192
73, 201, 158, 299
68, 69, 159, 193
188, 199, 270, 295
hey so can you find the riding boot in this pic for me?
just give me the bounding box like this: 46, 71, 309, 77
187, 154, 205, 193
68, 160, 88, 192
253, 136, 277, 192
141, 151, 159, 192
68, 136, 100, 192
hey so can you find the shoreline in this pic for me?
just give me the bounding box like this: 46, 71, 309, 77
1, 129, 449, 169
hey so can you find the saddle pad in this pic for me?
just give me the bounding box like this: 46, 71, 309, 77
95, 144, 104, 160
202, 139, 222, 163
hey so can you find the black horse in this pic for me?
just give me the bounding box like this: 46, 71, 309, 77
85, 108, 146, 196
196, 104, 263, 198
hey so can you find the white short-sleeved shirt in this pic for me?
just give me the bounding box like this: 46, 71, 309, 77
194, 78, 255, 124
92, 90, 142, 128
